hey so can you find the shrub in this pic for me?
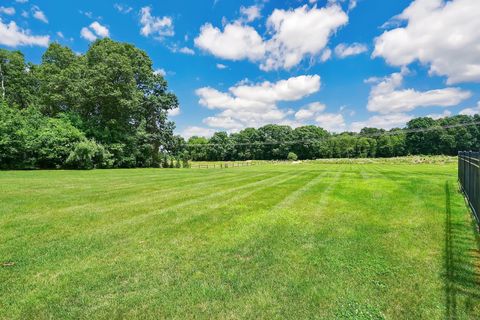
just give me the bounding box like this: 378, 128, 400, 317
161, 154, 169, 168
66, 140, 112, 169
34, 118, 86, 168
182, 157, 190, 168
287, 152, 298, 161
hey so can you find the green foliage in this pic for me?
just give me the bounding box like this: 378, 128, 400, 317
0, 105, 84, 169
186, 136, 209, 161
287, 152, 298, 161
0, 39, 179, 169
186, 114, 480, 161
66, 140, 112, 169
207, 132, 234, 161
0, 49, 36, 108
180, 151, 191, 168
161, 154, 169, 168
34, 117, 86, 168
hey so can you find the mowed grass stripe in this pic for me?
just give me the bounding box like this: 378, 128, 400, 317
0, 169, 254, 215
176, 170, 345, 319
0, 163, 479, 319
310, 164, 447, 319
0, 170, 311, 317
0, 170, 292, 259
0, 170, 272, 227
0, 171, 279, 252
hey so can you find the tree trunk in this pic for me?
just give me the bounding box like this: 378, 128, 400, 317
152, 141, 161, 167
0, 64, 5, 100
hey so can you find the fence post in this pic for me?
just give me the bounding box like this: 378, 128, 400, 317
459, 150, 480, 228
472, 152, 480, 223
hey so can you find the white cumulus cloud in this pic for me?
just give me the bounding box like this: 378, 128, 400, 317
81, 21, 109, 42
350, 113, 413, 132
139, 6, 174, 38
0, 7, 15, 15
194, 4, 348, 71
182, 126, 216, 139
90, 21, 109, 37
315, 113, 346, 132
373, 0, 480, 84
168, 107, 181, 117
366, 69, 471, 114
334, 42, 367, 58
194, 23, 265, 61
196, 75, 321, 131
0, 20, 49, 47
460, 101, 480, 116
295, 102, 326, 120
262, 5, 348, 70
239, 5, 262, 23
426, 110, 452, 119
32, 6, 48, 23
176, 46, 195, 55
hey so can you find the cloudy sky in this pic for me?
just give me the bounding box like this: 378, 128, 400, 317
1, 0, 480, 137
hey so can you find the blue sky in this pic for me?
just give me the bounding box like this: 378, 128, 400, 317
1, 0, 480, 137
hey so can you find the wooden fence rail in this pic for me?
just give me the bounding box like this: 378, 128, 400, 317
458, 151, 480, 227
191, 162, 257, 169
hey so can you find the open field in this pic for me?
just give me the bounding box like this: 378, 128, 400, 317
1, 163, 479, 319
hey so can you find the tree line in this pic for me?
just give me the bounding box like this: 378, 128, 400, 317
0, 39, 179, 169
1, 40, 479, 169
184, 115, 480, 161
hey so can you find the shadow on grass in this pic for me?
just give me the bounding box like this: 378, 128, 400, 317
445, 181, 480, 319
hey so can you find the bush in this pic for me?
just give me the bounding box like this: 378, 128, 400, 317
34, 117, 86, 168
287, 152, 298, 161
0, 105, 90, 169
66, 140, 112, 169
0, 104, 33, 169
161, 154, 169, 168
181, 155, 190, 168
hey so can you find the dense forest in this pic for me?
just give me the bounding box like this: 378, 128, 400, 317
1, 39, 479, 169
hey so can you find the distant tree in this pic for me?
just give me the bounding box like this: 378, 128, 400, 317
181, 152, 191, 168
207, 132, 233, 161
406, 117, 438, 154
161, 154, 169, 168
287, 152, 298, 161
258, 124, 293, 160
187, 136, 209, 161
292, 125, 329, 159
0, 49, 36, 108
232, 128, 262, 160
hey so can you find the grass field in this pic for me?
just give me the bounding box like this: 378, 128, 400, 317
1, 162, 479, 319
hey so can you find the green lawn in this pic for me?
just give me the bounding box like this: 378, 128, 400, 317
1, 163, 479, 319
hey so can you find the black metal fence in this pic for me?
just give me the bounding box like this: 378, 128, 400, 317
458, 151, 480, 226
